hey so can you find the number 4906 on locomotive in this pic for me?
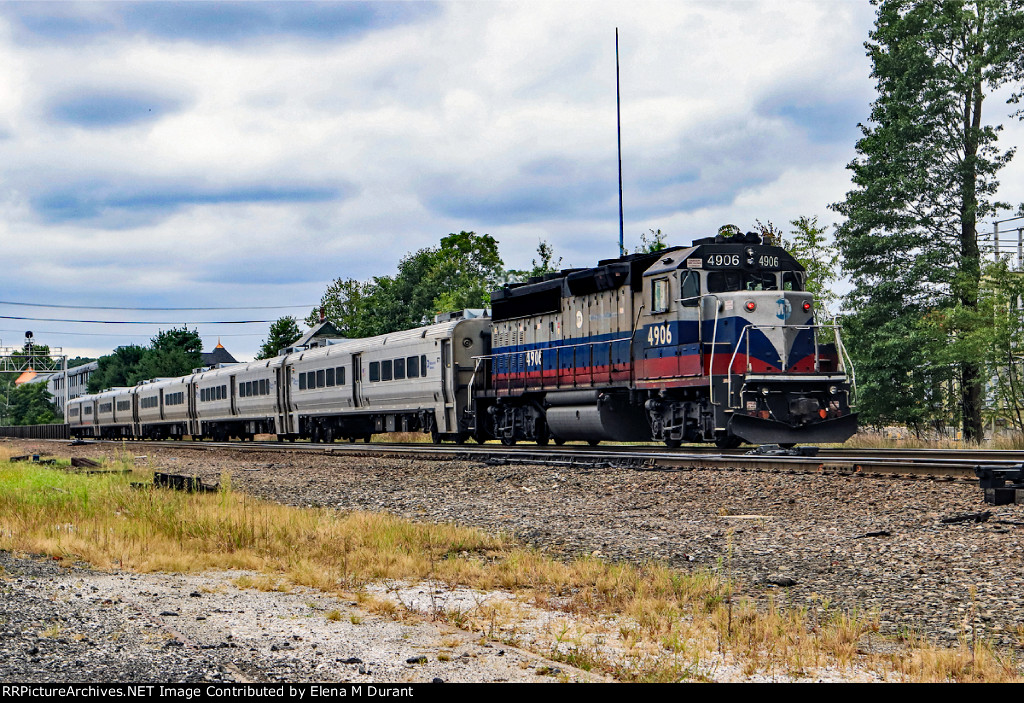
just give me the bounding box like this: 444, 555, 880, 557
476, 230, 857, 448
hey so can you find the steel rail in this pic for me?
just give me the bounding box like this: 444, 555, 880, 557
45, 438, 1002, 480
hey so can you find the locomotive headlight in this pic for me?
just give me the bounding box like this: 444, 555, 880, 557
745, 247, 755, 265
803, 302, 812, 312
760, 387, 769, 396
828, 385, 838, 395
745, 300, 756, 312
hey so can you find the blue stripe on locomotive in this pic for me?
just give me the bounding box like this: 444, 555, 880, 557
491, 316, 818, 377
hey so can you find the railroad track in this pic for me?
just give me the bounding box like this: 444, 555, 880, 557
54, 437, 1020, 481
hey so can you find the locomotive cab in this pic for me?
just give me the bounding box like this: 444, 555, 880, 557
637, 232, 857, 447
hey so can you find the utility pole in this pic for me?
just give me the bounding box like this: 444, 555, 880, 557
616, 28, 624, 258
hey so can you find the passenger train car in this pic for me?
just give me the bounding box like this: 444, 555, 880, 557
68, 231, 856, 447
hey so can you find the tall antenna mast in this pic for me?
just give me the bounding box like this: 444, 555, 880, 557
616, 27, 624, 257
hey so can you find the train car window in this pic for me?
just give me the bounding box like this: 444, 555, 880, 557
381, 360, 393, 382
394, 357, 406, 380
407, 356, 419, 378
260, 379, 267, 395
336, 367, 346, 385
326, 368, 335, 387
299, 373, 307, 390
782, 272, 804, 291
70, 407, 79, 416
421, 354, 427, 374
85, 406, 92, 415
316, 369, 325, 388
221, 385, 227, 400
652, 278, 670, 313
681, 272, 700, 304
369, 362, 380, 382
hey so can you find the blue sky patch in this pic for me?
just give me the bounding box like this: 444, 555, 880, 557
49, 90, 184, 128
4, 1, 439, 45
33, 180, 352, 225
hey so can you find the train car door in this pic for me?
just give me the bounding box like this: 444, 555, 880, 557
187, 380, 197, 437
276, 366, 292, 435
132, 391, 140, 437
441, 339, 454, 432
352, 354, 362, 408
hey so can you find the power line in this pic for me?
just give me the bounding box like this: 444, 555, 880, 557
0, 328, 265, 339
0, 315, 277, 325
0, 300, 314, 311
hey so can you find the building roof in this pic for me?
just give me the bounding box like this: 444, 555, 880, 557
202, 342, 237, 366
14, 370, 37, 385
290, 321, 345, 351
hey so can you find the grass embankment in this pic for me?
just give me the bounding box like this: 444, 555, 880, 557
0, 447, 1017, 682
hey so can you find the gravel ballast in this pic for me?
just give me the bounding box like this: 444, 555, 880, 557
3, 438, 1023, 681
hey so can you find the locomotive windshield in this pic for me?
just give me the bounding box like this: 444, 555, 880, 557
706, 270, 805, 293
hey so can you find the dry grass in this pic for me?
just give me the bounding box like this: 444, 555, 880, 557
843, 430, 1024, 450
0, 451, 1019, 682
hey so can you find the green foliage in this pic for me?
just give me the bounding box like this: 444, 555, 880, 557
638, 229, 668, 253
783, 216, 840, 312
4, 382, 61, 426
311, 232, 506, 336
832, 0, 1024, 439
506, 240, 563, 283
257, 316, 302, 360
87, 328, 202, 393
975, 260, 1024, 432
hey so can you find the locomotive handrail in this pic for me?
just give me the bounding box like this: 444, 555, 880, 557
473, 335, 633, 393
725, 323, 849, 406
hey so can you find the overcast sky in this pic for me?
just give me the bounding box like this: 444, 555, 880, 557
2, 0, 1024, 362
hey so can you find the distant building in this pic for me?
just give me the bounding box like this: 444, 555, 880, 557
202, 341, 238, 367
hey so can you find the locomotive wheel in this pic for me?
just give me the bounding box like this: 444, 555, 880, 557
501, 436, 517, 446
535, 435, 549, 446
455, 433, 468, 445
553, 436, 565, 446
715, 434, 742, 449
588, 439, 600, 447
778, 442, 796, 449
363, 434, 372, 443
664, 438, 682, 448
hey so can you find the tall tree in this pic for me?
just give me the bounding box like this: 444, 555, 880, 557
832, 0, 1024, 441
257, 316, 303, 359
